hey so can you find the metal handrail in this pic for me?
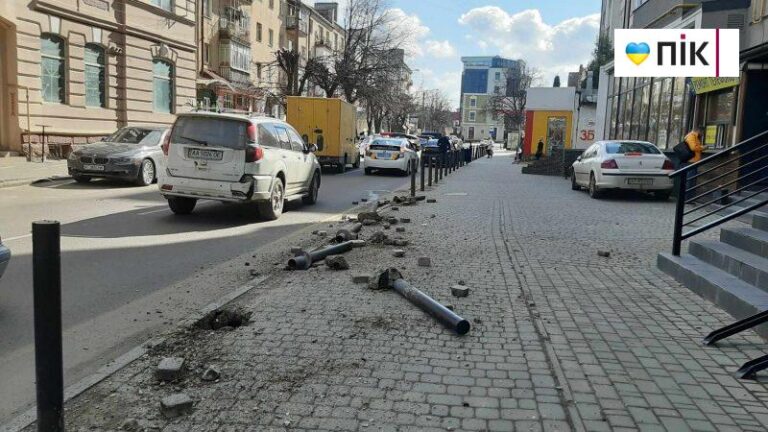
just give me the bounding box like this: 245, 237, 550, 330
670, 131, 768, 256
670, 129, 768, 178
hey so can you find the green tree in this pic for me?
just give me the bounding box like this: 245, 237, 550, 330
587, 32, 614, 88
553, 75, 561, 87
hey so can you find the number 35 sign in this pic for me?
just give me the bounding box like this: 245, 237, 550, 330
580, 130, 595, 141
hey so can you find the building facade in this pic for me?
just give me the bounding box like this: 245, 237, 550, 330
0, 0, 197, 154
596, 0, 763, 153
459, 56, 522, 142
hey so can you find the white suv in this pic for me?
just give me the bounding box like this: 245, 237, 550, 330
159, 112, 321, 220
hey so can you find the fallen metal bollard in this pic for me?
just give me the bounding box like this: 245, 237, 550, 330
334, 222, 363, 242
288, 240, 362, 270
374, 268, 470, 335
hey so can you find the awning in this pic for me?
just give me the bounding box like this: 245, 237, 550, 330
197, 69, 235, 92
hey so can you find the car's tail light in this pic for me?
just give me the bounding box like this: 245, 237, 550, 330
160, 184, 173, 191
247, 123, 257, 143
245, 145, 263, 163
601, 159, 619, 169
162, 131, 171, 156
662, 159, 675, 170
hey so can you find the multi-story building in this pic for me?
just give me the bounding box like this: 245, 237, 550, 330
596, 0, 768, 153
0, 0, 197, 154
285, 0, 344, 97
459, 56, 522, 142
251, 0, 285, 116
197, 0, 255, 112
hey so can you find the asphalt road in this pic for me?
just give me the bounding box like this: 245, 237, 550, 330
0, 163, 410, 423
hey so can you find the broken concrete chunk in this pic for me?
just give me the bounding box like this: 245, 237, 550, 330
597, 250, 611, 257
156, 357, 185, 382
369, 231, 389, 244
358, 211, 382, 222
290, 247, 303, 255
451, 285, 470, 298
399, 218, 411, 223
201, 366, 221, 382
160, 393, 193, 418
120, 419, 140, 431
415, 195, 426, 201
386, 216, 398, 225
317, 231, 328, 237
326, 256, 350, 270
196, 307, 252, 330
395, 227, 406, 233
352, 273, 371, 284
393, 249, 406, 257
352, 201, 359, 205
392, 206, 400, 211
383, 223, 391, 230
417, 257, 432, 267
427, 199, 437, 203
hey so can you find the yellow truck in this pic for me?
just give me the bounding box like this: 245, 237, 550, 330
286, 97, 358, 173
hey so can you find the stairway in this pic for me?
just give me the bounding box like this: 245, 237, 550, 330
659, 189, 768, 338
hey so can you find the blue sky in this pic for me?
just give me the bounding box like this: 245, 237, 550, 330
383, 0, 603, 108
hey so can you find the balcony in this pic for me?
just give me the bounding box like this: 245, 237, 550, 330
631, 0, 704, 28
314, 38, 333, 57
219, 18, 250, 42
286, 15, 308, 35
219, 67, 252, 87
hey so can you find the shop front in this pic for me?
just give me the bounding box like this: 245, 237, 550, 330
691, 78, 739, 151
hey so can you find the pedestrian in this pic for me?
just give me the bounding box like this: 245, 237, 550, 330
679, 127, 704, 193
535, 138, 544, 160
485, 140, 494, 158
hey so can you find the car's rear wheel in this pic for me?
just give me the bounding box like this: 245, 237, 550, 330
136, 159, 155, 186
168, 197, 196, 215
73, 175, 91, 183
571, 170, 580, 190
337, 155, 347, 174
352, 154, 360, 169
302, 172, 320, 205
588, 173, 601, 199
259, 178, 284, 220
654, 190, 671, 201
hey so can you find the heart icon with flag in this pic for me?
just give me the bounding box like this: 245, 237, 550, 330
625, 42, 650, 65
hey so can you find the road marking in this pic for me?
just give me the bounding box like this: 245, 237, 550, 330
3, 234, 31, 242
138, 208, 169, 216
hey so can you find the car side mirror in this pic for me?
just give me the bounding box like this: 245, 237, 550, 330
306, 144, 318, 153
576, 156, 582, 162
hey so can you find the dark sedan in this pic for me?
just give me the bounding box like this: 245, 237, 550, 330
67, 126, 169, 186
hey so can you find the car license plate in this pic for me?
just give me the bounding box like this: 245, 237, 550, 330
377, 151, 391, 159
627, 178, 653, 185
83, 164, 105, 171
187, 148, 223, 161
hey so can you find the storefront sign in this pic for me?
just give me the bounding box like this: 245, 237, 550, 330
704, 125, 718, 146
690, 77, 740, 94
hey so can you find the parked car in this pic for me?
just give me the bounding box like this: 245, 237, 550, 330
420, 138, 440, 155
68, 126, 169, 186
358, 135, 377, 157
381, 132, 421, 151
364, 138, 419, 176
570, 140, 675, 199
159, 112, 321, 220
0, 235, 10, 281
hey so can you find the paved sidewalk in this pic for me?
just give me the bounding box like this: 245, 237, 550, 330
0, 156, 69, 188
21, 151, 768, 432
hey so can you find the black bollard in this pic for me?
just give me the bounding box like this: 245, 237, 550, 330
428, 155, 433, 187
32, 220, 64, 432
420, 157, 426, 191
410, 159, 417, 197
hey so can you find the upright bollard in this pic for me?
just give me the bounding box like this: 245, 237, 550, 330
32, 220, 64, 432
439, 153, 444, 181
410, 159, 417, 197
420, 157, 425, 191
428, 155, 433, 187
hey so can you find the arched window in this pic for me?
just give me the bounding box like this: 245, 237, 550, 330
40, 33, 65, 103
84, 43, 105, 107
152, 59, 173, 113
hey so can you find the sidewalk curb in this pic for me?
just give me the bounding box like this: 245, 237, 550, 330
0, 276, 269, 432
0, 176, 72, 189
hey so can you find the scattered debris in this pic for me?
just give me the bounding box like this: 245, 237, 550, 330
201, 365, 221, 382
335, 223, 363, 242
352, 201, 359, 205
396, 227, 406, 233
326, 256, 350, 270
473, 318, 482, 324
418, 257, 432, 267
317, 230, 328, 237
415, 195, 427, 201
290, 246, 303, 255
362, 219, 378, 226
597, 250, 611, 257
399, 218, 411, 223
361, 198, 368, 202
386, 216, 398, 225
120, 418, 140, 431
393, 249, 406, 257
352, 273, 371, 284
383, 223, 391, 230
369, 231, 389, 244
427, 199, 437, 203
249, 269, 260, 277
457, 280, 466, 286
160, 393, 193, 418
392, 206, 399, 211
288, 241, 360, 270
451, 285, 470, 298
196, 307, 252, 330
311, 230, 319, 235
358, 211, 382, 223
156, 357, 185, 382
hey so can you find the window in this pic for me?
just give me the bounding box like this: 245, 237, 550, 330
657, 78, 672, 148
605, 141, 660, 154
273, 125, 293, 150
171, 117, 248, 149
257, 23, 262, 42
221, 41, 250, 72
286, 127, 305, 152
494, 86, 500, 94
40, 34, 65, 103
469, 111, 476, 121
203, 0, 211, 17
84, 43, 105, 107
495, 71, 501, 81
269, 0, 274, 9
152, 59, 173, 113
469, 97, 476, 108
259, 124, 280, 148
203, 43, 210, 65
151, 0, 173, 12
269, 29, 274, 47
256, 63, 262, 79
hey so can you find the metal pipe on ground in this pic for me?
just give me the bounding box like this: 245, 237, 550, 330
373, 268, 471, 335
334, 222, 363, 242
288, 240, 361, 270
